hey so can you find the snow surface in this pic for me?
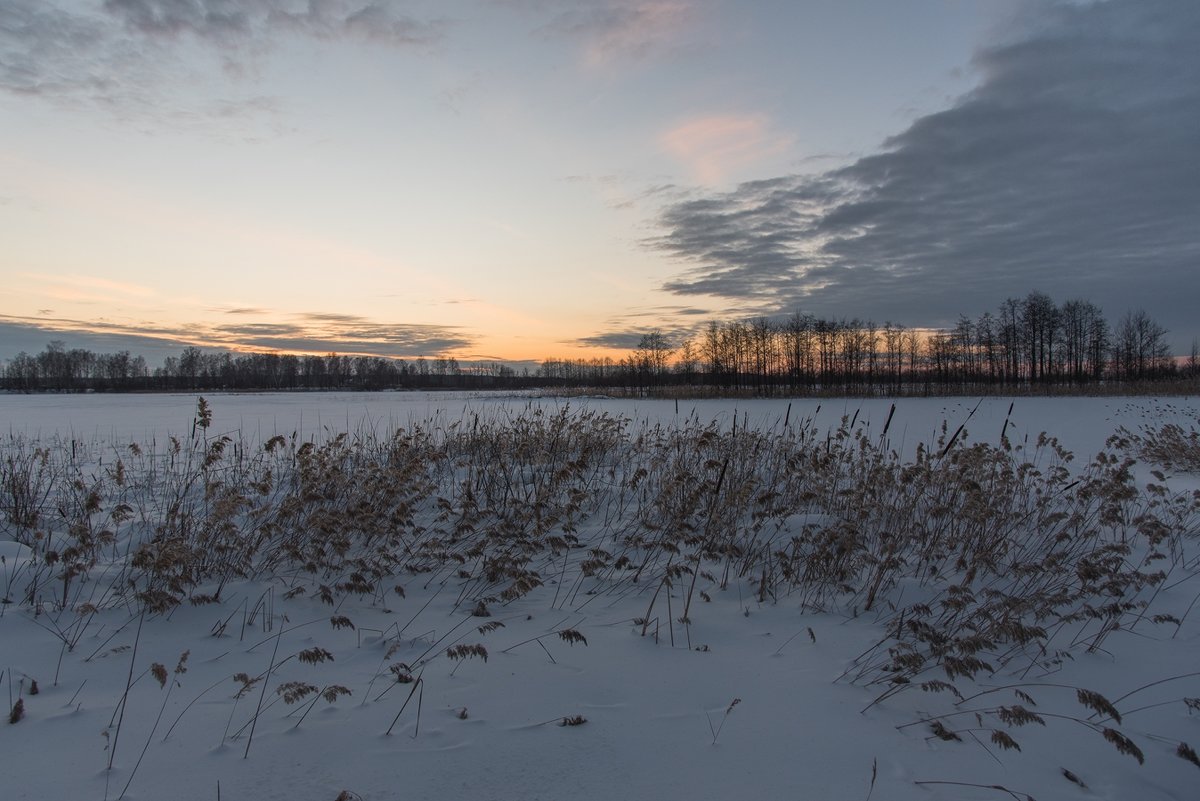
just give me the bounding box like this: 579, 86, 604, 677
3, 390, 1195, 458
2, 392, 1199, 801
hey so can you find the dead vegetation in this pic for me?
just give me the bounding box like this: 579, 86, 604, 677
1, 397, 1198, 776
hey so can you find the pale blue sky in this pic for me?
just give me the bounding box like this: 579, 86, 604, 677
2, 0, 1196, 361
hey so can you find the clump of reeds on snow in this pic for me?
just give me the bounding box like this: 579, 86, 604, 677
2, 397, 1199, 786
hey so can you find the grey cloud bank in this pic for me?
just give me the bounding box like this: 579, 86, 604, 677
651, 0, 1200, 351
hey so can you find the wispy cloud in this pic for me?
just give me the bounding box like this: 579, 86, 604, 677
104, 0, 444, 48
555, 0, 691, 66
19, 273, 157, 305
649, 0, 1200, 346
1, 1, 126, 101
0, 316, 196, 361
1, 0, 443, 115
512, 0, 695, 66
573, 304, 712, 351
212, 322, 301, 337
660, 114, 793, 185
562, 172, 681, 211
573, 331, 652, 350
0, 310, 474, 360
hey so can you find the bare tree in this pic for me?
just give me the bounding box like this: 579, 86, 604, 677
1059, 299, 1107, 382
1021, 291, 1059, 381
634, 330, 674, 388
674, 337, 699, 384
783, 312, 815, 388
998, 297, 1023, 382
1111, 309, 1170, 380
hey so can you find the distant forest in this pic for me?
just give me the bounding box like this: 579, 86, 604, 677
3, 293, 1198, 395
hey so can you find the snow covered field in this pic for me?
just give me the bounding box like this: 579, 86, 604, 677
4, 389, 1197, 460
2, 392, 1199, 801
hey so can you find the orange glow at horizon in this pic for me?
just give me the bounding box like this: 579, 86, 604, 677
1, 316, 641, 366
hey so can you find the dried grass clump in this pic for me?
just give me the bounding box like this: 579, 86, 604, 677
1102, 727, 1145, 764
445, 644, 489, 663
1115, 417, 1200, 472
297, 647, 334, 665
2, 401, 1195, 644
3, 400, 1197, 669
2, 398, 1198, 782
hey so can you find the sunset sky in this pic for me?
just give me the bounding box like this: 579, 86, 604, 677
2, 0, 1198, 366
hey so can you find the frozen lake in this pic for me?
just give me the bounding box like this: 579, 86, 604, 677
2, 390, 1197, 464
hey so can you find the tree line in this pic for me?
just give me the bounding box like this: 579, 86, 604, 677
0, 343, 535, 392
3, 293, 1196, 395
539, 293, 1198, 393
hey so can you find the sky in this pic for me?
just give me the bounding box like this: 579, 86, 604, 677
1, 0, 1197, 365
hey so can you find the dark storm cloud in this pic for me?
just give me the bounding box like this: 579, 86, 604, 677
650, 0, 1200, 349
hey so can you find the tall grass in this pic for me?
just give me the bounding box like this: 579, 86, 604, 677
1, 399, 1197, 768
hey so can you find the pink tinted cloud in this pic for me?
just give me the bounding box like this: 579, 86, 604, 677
540, 1, 693, 67
585, 0, 690, 65
660, 114, 793, 184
